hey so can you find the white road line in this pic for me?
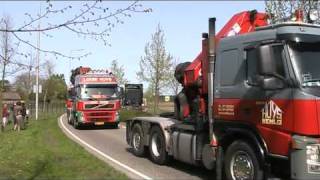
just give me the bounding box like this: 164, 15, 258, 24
59, 115, 152, 180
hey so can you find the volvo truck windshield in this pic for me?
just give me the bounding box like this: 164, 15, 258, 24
289, 42, 320, 87
79, 84, 118, 99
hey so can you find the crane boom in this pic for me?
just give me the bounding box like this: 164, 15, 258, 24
178, 10, 268, 119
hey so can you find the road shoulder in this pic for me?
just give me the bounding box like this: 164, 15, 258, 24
58, 114, 151, 180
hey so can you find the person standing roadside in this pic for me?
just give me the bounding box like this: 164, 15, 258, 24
21, 102, 27, 129
1, 103, 9, 132
11, 104, 16, 127
14, 102, 23, 132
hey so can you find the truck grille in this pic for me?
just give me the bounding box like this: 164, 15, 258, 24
83, 111, 116, 122
85, 103, 114, 109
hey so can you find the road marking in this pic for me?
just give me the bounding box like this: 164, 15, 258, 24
59, 115, 152, 180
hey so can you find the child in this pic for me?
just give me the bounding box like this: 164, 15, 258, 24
14, 102, 23, 132
1, 103, 9, 132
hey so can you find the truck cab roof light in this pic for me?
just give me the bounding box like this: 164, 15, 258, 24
309, 9, 319, 23
295, 9, 304, 22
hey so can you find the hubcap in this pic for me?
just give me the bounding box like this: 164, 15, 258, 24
151, 134, 161, 157
133, 132, 141, 150
230, 151, 254, 180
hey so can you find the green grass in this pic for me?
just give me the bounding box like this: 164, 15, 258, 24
0, 114, 127, 179
119, 109, 151, 121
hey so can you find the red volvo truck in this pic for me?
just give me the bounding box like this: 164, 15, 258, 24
67, 66, 121, 129
126, 10, 320, 179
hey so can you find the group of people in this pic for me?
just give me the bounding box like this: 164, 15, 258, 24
1, 101, 28, 132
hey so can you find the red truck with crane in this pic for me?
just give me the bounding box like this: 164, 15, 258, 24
126, 10, 320, 179
66, 66, 121, 129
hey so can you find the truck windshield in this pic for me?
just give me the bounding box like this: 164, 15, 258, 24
289, 42, 320, 87
80, 84, 118, 99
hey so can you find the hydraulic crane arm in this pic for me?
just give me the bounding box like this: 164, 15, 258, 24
183, 10, 268, 93
174, 10, 268, 120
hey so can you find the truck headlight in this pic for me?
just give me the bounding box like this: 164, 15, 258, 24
115, 112, 120, 121
306, 144, 320, 173
77, 112, 85, 122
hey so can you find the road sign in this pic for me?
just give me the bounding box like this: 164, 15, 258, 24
33, 85, 42, 93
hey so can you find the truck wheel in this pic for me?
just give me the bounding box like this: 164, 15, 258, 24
149, 125, 168, 165
111, 122, 119, 129
67, 112, 72, 124
131, 124, 145, 157
73, 118, 80, 129
224, 141, 263, 180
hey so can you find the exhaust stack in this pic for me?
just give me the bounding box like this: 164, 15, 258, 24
208, 17, 216, 143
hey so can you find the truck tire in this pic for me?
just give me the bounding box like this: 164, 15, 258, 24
73, 118, 80, 129
224, 140, 263, 180
131, 124, 145, 157
67, 112, 72, 124
174, 91, 188, 121
149, 125, 168, 165
111, 122, 119, 129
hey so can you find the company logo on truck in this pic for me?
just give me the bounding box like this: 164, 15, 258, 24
261, 100, 282, 125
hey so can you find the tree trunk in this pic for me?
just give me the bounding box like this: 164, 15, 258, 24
43, 89, 47, 112
1, 62, 6, 91
1, 20, 9, 92
1, 33, 8, 92
154, 80, 159, 115
28, 67, 31, 94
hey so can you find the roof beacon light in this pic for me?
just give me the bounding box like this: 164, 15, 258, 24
295, 9, 304, 22
309, 9, 319, 22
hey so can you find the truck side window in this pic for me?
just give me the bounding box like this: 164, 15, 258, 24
272, 45, 285, 77
246, 49, 258, 85
220, 49, 239, 86
246, 45, 285, 85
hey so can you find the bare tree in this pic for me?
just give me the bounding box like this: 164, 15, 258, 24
42, 59, 55, 111
167, 58, 181, 95
0, 15, 26, 91
110, 59, 128, 87
265, 0, 320, 24
137, 24, 173, 114
0, 1, 151, 63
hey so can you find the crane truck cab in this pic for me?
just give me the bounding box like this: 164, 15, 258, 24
126, 11, 320, 180
67, 67, 121, 129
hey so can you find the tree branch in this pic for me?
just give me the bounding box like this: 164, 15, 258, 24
11, 32, 91, 60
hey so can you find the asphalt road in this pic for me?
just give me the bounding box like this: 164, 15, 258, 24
58, 114, 215, 180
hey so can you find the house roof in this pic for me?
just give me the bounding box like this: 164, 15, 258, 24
2, 92, 21, 101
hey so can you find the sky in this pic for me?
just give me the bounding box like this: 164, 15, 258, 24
0, 1, 265, 90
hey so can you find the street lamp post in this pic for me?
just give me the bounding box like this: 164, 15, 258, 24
35, 4, 41, 120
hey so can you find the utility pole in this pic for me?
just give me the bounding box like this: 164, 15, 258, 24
35, 4, 41, 120
28, 53, 32, 94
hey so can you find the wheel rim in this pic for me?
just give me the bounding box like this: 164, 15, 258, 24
151, 134, 161, 157
230, 151, 254, 180
133, 132, 141, 150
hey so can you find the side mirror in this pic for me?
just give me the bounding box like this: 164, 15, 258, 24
117, 87, 124, 98
257, 45, 277, 76
259, 76, 285, 90
71, 89, 77, 97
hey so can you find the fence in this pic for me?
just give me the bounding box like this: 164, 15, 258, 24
28, 101, 65, 118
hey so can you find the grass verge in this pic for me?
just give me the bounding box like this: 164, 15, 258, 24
119, 109, 151, 122
0, 114, 127, 179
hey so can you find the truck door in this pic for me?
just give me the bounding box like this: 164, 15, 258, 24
244, 43, 293, 156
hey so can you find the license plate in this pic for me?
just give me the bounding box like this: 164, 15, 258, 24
95, 122, 104, 125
